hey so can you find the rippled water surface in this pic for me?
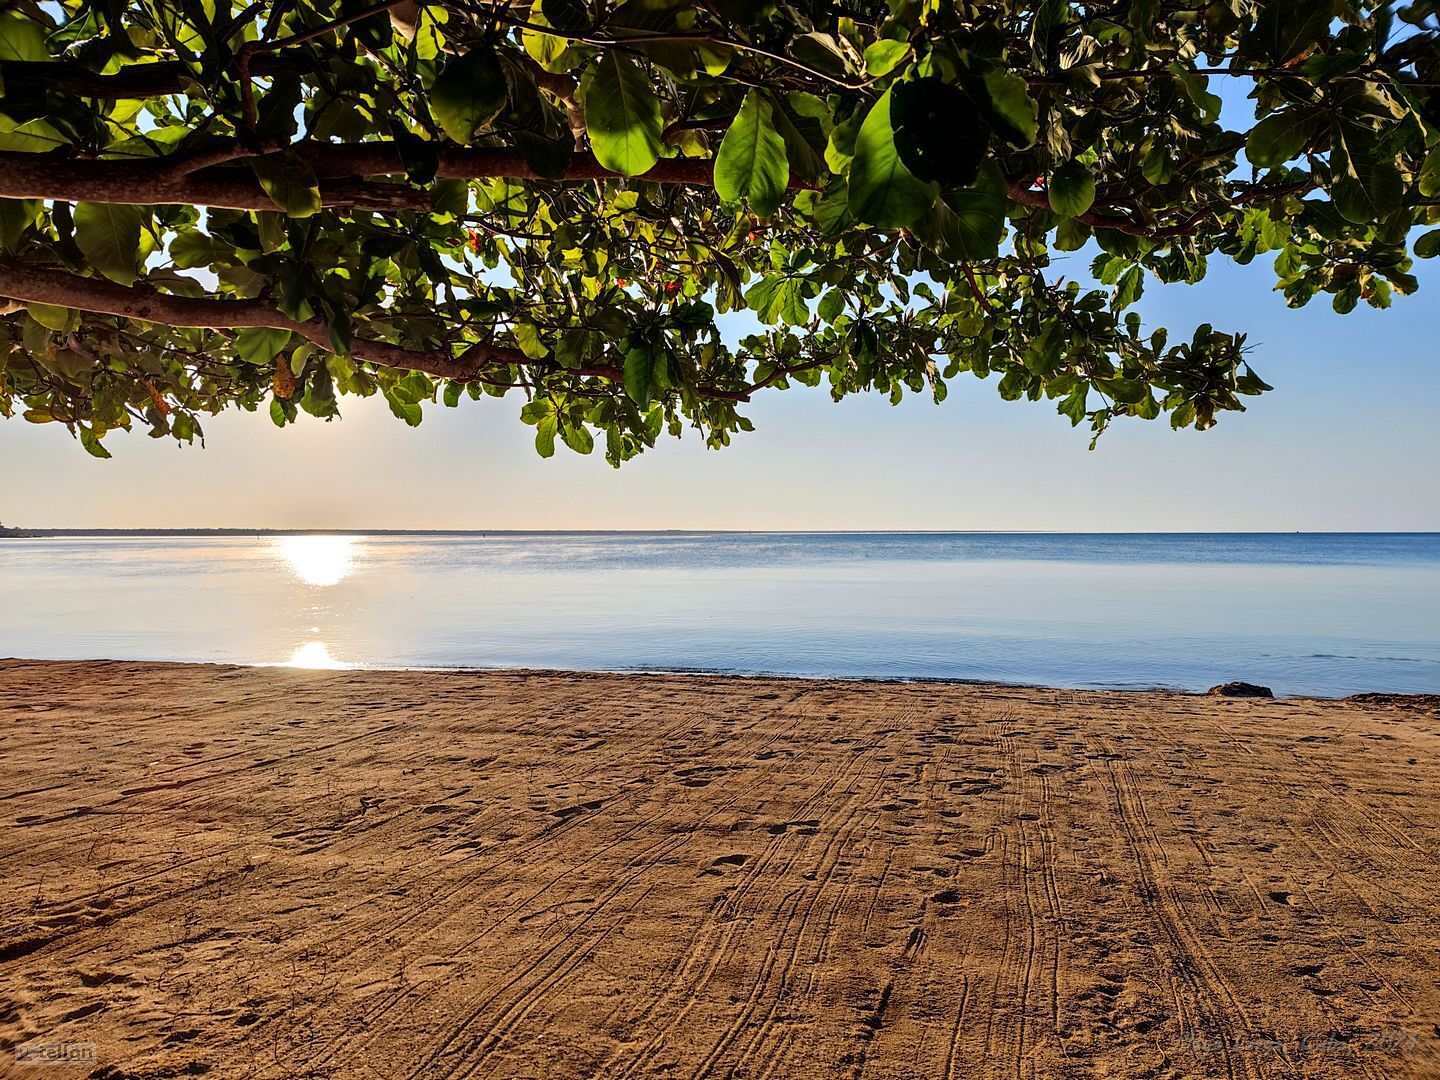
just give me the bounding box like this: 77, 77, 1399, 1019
2, 532, 1437, 696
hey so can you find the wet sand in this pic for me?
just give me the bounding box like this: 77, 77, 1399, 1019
1, 660, 1437, 1079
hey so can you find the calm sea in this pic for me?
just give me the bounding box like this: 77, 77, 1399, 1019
1, 532, 1437, 697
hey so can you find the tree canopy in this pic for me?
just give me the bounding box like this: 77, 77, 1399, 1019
0, 0, 1435, 461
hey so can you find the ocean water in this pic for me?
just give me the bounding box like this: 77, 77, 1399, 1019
1, 532, 1437, 697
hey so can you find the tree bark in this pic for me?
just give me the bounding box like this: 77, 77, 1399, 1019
0, 146, 736, 212
0, 263, 523, 380
0, 56, 300, 98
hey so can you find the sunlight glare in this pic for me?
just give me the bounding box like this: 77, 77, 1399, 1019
286, 641, 351, 669
278, 535, 358, 587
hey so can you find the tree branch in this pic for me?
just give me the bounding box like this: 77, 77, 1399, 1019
0, 263, 523, 380
1007, 179, 1232, 239
1007, 172, 1321, 242
0, 153, 436, 212
0, 55, 302, 98
697, 358, 831, 401
0, 263, 808, 403
0, 144, 792, 212
1006, 180, 1156, 236
520, 54, 586, 148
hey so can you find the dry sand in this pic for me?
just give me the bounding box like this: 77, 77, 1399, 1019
1, 660, 1437, 1080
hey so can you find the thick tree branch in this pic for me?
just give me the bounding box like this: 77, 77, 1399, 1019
0, 263, 805, 403
0, 55, 302, 98
0, 145, 779, 212
0, 153, 435, 212
0, 263, 523, 380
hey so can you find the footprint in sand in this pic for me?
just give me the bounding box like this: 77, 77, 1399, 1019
702, 853, 751, 876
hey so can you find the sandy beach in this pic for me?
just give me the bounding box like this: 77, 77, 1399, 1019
1, 660, 1437, 1079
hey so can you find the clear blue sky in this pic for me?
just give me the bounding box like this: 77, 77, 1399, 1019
2, 249, 1436, 530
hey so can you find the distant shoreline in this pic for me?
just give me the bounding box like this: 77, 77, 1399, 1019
1, 657, 1435, 704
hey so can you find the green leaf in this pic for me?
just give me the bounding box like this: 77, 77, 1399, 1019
623, 343, 661, 407
1098, 375, 1147, 405
1059, 384, 1089, 425
1054, 217, 1091, 251
1112, 264, 1145, 310
863, 39, 910, 77
744, 275, 810, 324
848, 89, 939, 228
249, 152, 322, 218
1141, 142, 1173, 185
234, 327, 293, 365
537, 0, 589, 32
1333, 129, 1402, 224
1246, 112, 1315, 169
430, 46, 509, 144
74, 203, 144, 284
1419, 148, 1440, 199
27, 303, 75, 332
1415, 229, 1440, 259
325, 304, 352, 357
80, 427, 112, 459
168, 230, 235, 269
584, 52, 663, 176
1169, 67, 1222, 124
514, 321, 549, 359
301, 363, 338, 417
980, 69, 1037, 148
924, 161, 1008, 260
891, 78, 988, 186
1048, 160, 1096, 218
817, 289, 846, 323
0, 198, 42, 251
824, 111, 862, 172
714, 90, 790, 216
561, 420, 594, 454
522, 2, 579, 72
0, 11, 49, 61
535, 412, 558, 457
256, 211, 287, 253
0, 116, 67, 153
1243, 0, 1333, 64
385, 387, 424, 426
791, 33, 850, 78
771, 93, 830, 182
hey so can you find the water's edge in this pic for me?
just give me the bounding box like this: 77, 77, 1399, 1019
7, 655, 1435, 703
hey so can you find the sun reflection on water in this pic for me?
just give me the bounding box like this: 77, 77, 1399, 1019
278, 535, 358, 587
286, 641, 351, 669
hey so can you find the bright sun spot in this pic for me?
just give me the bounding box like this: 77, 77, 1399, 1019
278, 535, 358, 587
287, 642, 351, 669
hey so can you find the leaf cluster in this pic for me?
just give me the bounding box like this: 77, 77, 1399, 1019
3, 0, 1436, 458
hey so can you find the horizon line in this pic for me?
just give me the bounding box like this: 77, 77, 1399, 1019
4, 528, 1439, 538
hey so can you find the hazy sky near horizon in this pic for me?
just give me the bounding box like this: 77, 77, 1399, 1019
3, 248, 1436, 531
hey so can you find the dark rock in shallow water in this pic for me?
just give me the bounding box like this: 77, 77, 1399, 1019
1208, 681, 1274, 698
